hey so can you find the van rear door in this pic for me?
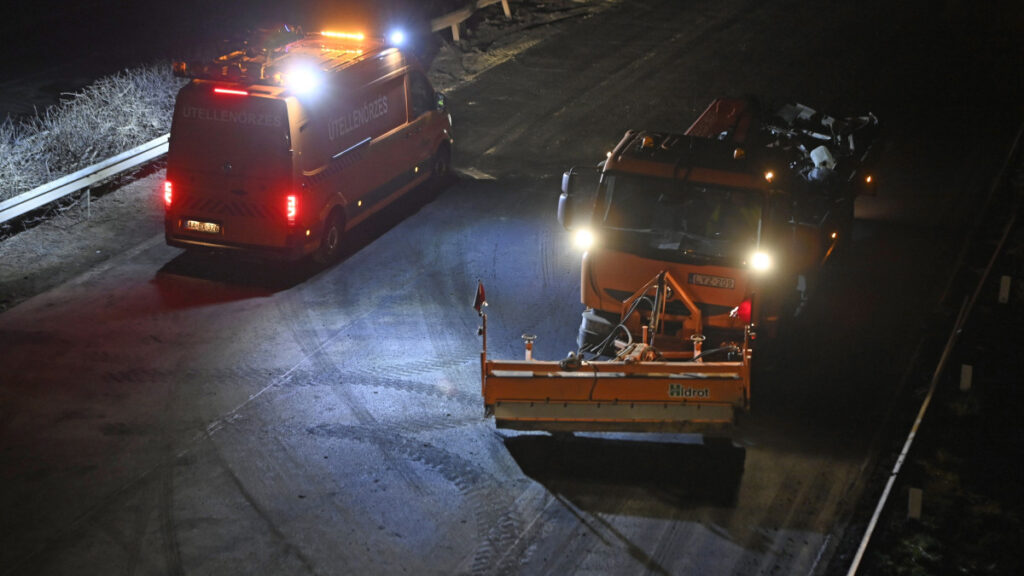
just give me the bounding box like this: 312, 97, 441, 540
166, 82, 294, 248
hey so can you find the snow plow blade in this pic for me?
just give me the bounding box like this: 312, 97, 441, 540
482, 356, 750, 433
474, 271, 751, 434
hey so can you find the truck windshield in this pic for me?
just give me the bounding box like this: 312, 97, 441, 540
598, 173, 764, 263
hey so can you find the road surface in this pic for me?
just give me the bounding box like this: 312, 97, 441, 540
2, 0, 1021, 574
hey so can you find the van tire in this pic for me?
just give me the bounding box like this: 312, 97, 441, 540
314, 211, 345, 265
431, 144, 451, 184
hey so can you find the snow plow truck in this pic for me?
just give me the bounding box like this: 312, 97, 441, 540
478, 98, 878, 434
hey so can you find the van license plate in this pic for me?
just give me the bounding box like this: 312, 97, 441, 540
184, 219, 221, 234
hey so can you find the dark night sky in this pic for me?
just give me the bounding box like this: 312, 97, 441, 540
1, 1, 457, 83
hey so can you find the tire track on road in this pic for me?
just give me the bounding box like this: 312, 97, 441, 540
306, 422, 529, 575
274, 285, 431, 498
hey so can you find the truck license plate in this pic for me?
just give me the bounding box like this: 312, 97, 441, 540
184, 219, 221, 234
688, 273, 734, 289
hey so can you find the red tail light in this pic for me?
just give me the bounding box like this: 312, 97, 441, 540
213, 87, 249, 96
163, 180, 173, 208
286, 194, 298, 226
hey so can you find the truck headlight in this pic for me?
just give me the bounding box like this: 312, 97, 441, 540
750, 250, 772, 272
573, 228, 595, 250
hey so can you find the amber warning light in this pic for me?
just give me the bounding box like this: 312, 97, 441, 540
321, 30, 365, 41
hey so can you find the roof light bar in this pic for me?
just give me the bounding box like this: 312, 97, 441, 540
321, 30, 365, 41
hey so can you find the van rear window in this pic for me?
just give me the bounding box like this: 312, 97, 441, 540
169, 85, 290, 179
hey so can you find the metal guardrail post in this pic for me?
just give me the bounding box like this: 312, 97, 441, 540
431, 0, 513, 42
496, 0, 512, 18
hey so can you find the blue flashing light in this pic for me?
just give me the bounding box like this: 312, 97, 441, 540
388, 29, 406, 46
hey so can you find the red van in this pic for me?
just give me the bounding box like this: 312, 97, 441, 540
163, 28, 453, 262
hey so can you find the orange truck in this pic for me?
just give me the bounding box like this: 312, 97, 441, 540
479, 98, 877, 433
163, 26, 453, 262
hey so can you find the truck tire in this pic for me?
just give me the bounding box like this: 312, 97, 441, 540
313, 210, 345, 265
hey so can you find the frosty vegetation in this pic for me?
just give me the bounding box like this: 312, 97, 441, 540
0, 65, 185, 203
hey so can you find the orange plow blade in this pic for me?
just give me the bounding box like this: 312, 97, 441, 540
482, 351, 750, 433
476, 271, 752, 433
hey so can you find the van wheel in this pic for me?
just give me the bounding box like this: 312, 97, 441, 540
314, 211, 344, 265
431, 144, 451, 183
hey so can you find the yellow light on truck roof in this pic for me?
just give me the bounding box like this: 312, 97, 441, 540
322, 48, 364, 55
321, 30, 365, 41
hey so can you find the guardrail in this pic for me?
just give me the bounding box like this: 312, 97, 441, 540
845, 122, 1024, 575
432, 0, 512, 41
0, 134, 169, 226
0, 1, 514, 228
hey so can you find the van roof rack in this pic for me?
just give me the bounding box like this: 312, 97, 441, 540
172, 25, 388, 87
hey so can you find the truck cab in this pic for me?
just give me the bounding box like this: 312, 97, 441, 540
560, 99, 877, 358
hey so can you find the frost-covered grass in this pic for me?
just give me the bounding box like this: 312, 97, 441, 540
0, 64, 185, 203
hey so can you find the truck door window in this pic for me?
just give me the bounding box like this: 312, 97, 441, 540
408, 72, 433, 118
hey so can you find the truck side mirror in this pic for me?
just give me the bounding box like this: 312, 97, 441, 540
558, 169, 581, 229
561, 169, 577, 196
558, 166, 601, 230
557, 190, 574, 230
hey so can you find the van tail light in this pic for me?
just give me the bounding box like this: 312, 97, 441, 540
286, 194, 298, 226
163, 180, 173, 208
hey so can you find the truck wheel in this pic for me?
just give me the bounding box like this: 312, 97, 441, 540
313, 211, 344, 265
